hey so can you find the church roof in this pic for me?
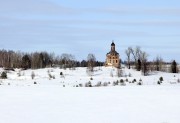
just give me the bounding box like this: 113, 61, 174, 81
111, 41, 115, 46
107, 51, 119, 56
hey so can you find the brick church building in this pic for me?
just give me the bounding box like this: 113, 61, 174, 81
105, 41, 120, 68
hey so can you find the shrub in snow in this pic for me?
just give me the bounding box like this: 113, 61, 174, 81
113, 81, 118, 86
120, 79, 126, 86
90, 77, 93, 80
103, 82, 108, 86
137, 82, 142, 85
31, 71, 35, 80
53, 75, 55, 79
1, 71, 7, 79
159, 77, 163, 82
85, 81, 92, 87
138, 79, 143, 85
0, 80, 2, 85
79, 84, 83, 87
177, 79, 180, 83
96, 82, 101, 87
34, 82, 37, 84
8, 83, 10, 85
157, 81, 161, 85
113, 81, 116, 86
126, 78, 128, 82
132, 79, 136, 83
129, 73, 132, 77
48, 73, 53, 79
60, 72, 64, 78
63, 85, 65, 87
60, 72, 63, 76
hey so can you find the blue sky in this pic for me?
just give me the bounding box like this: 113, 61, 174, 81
0, 0, 180, 62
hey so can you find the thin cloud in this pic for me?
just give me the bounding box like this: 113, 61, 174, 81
0, 0, 78, 15
85, 6, 180, 16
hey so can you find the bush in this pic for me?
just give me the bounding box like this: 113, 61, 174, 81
48, 73, 53, 79
90, 77, 93, 80
60, 72, 63, 76
34, 82, 37, 84
120, 79, 124, 83
113, 81, 117, 86
103, 82, 108, 86
1, 72, 7, 79
157, 81, 161, 85
96, 82, 101, 87
177, 79, 180, 83
125, 78, 128, 82
120, 79, 126, 86
60, 72, 64, 78
85, 81, 92, 87
132, 79, 136, 83
31, 71, 35, 80
137, 82, 142, 85
159, 77, 163, 82
79, 84, 83, 87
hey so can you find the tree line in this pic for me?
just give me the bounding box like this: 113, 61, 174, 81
125, 46, 179, 75
0, 49, 104, 69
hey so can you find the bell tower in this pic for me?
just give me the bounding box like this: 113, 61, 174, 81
111, 41, 115, 51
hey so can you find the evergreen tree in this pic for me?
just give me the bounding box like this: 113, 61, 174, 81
1, 71, 7, 79
171, 60, 178, 73
136, 59, 141, 71
21, 54, 31, 69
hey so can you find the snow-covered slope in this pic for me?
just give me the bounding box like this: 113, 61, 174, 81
0, 66, 180, 87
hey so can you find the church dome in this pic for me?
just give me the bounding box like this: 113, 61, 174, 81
111, 41, 115, 46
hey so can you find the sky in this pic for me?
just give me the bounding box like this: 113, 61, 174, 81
0, 0, 180, 62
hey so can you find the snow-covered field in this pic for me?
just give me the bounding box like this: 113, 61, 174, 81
1, 66, 180, 87
0, 66, 180, 123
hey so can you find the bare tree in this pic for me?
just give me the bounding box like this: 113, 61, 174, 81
154, 56, 164, 71
125, 47, 131, 69
129, 46, 142, 70
141, 51, 149, 76
60, 53, 76, 69
87, 54, 96, 76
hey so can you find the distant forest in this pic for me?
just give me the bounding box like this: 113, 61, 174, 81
0, 49, 104, 69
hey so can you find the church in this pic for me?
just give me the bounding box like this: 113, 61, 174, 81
105, 41, 121, 68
